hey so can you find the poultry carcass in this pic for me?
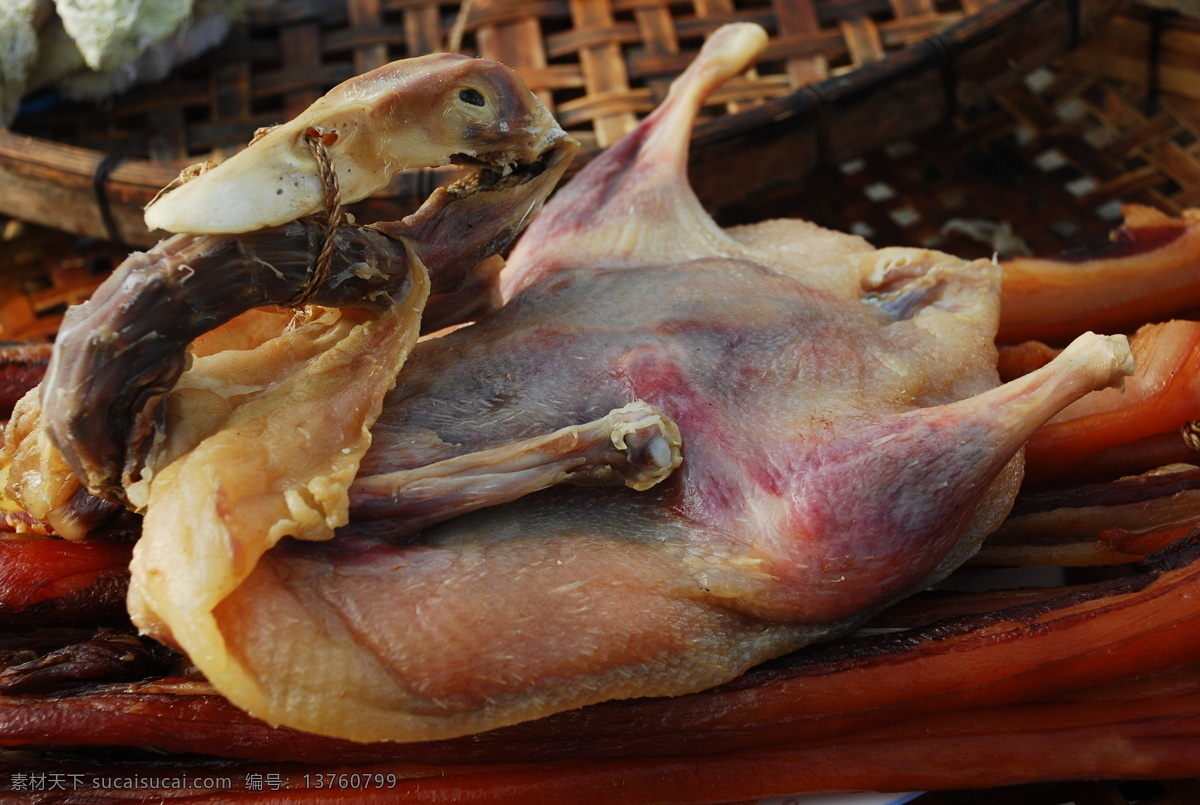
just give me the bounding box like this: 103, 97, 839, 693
6, 24, 1134, 745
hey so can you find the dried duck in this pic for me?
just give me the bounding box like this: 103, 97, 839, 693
1, 20, 1197, 799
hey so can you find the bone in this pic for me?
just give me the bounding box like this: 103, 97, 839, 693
349, 401, 682, 533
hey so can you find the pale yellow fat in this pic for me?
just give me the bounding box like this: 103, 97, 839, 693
128, 258, 430, 717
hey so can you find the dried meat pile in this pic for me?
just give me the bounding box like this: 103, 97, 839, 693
2, 22, 1200, 803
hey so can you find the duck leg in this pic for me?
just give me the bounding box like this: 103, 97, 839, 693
735, 331, 1137, 624
349, 401, 682, 533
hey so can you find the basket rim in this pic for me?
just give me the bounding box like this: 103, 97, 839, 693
0, 0, 1124, 247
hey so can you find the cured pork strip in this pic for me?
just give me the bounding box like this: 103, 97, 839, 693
999, 205, 1200, 345
2, 537, 1199, 800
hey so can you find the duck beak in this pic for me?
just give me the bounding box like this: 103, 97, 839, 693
144, 53, 568, 235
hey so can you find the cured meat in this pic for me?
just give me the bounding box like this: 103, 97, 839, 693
3, 53, 576, 532
0, 538, 131, 625
36, 53, 573, 510
0, 46, 577, 745
143, 53, 570, 235
1020, 319, 1200, 485
0, 343, 49, 420
3, 536, 1200, 798
980, 465, 1200, 566
117, 24, 1133, 743
999, 204, 1200, 345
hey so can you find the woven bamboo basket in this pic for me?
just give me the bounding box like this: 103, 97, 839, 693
0, 0, 1122, 252
2, 3, 1200, 801
0, 0, 1126, 340
737, 1, 1200, 261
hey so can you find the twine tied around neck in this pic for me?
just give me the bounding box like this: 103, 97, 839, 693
291, 126, 344, 307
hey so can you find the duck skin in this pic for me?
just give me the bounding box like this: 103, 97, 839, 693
2, 53, 577, 538
106, 23, 1136, 744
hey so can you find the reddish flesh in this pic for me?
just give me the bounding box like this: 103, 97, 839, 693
999, 205, 1200, 344
976, 467, 1200, 566
0, 344, 50, 421
1, 601, 1199, 801
0, 537, 132, 625
1022, 319, 1200, 485
1, 25, 1199, 793
4, 675, 1199, 805
0, 538, 1197, 770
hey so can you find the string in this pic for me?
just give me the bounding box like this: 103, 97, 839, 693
291, 127, 344, 307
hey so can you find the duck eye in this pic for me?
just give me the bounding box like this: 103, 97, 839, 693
459, 88, 486, 107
